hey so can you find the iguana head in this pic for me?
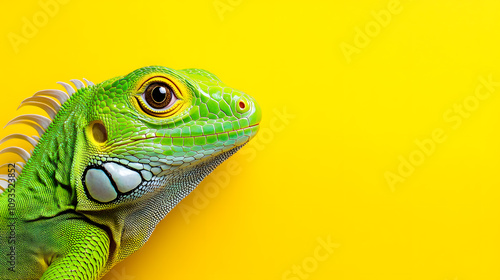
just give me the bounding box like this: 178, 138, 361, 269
70, 66, 260, 209
54, 66, 259, 260
4, 66, 259, 255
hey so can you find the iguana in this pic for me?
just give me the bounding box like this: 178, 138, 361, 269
0, 66, 261, 279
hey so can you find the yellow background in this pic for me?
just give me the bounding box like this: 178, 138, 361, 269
1, 0, 500, 279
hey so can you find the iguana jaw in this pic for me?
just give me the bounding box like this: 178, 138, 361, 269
77, 120, 259, 207
79, 143, 247, 268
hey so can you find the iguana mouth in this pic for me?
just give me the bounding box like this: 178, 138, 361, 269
108, 123, 260, 149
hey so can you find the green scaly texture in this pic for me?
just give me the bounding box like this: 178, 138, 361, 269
0, 66, 261, 279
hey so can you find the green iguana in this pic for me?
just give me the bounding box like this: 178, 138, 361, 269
0, 66, 261, 279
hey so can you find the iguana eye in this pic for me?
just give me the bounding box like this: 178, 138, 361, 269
134, 75, 187, 118
143, 82, 177, 110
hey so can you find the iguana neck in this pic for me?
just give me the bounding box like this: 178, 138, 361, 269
81, 146, 241, 269
14, 95, 85, 220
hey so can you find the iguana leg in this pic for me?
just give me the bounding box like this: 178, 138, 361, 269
40, 220, 110, 280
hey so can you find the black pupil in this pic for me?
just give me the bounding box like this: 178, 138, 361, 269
152, 86, 167, 103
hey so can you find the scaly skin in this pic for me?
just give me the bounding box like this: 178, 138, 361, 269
0, 66, 261, 279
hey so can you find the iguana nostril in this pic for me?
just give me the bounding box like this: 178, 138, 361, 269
236, 98, 250, 114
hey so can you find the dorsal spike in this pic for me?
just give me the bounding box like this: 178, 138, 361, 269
0, 162, 24, 174
18, 101, 57, 119
0, 180, 8, 191
57, 82, 75, 96
5, 119, 45, 137
0, 133, 38, 147
70, 79, 85, 89
34, 89, 69, 104
31, 135, 40, 142
0, 147, 31, 162
83, 78, 94, 86
6, 114, 51, 130
20, 96, 61, 112
0, 175, 16, 181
